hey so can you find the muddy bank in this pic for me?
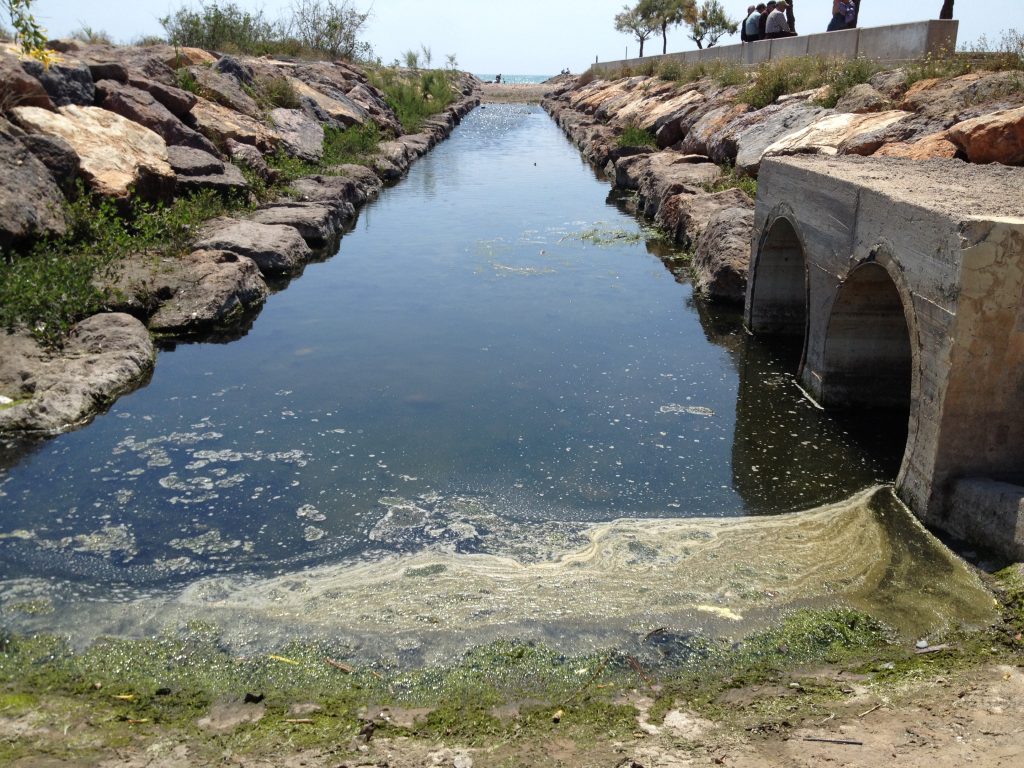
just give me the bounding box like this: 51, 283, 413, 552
0, 40, 480, 436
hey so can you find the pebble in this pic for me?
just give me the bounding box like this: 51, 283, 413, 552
0, 395, 12, 405
916, 639, 930, 649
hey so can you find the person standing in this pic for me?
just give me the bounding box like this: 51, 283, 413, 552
759, 0, 776, 39
745, 4, 767, 42
828, 0, 855, 31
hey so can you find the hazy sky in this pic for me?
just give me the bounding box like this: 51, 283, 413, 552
24, 1, 1018, 74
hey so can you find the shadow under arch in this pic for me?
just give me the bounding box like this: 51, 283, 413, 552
746, 214, 808, 339
819, 257, 918, 480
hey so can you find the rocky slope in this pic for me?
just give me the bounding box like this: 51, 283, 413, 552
0, 40, 480, 435
542, 67, 1024, 302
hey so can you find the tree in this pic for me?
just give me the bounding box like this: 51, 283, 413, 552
3, 0, 51, 63
638, 0, 696, 55
614, 4, 656, 58
686, 0, 738, 50
939, 1, 954, 20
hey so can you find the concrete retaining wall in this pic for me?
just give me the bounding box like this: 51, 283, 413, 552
593, 19, 958, 74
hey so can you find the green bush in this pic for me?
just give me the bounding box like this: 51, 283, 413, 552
617, 122, 656, 148
368, 68, 454, 133
255, 76, 300, 110
0, 187, 247, 346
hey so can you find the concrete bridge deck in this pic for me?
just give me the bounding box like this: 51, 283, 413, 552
746, 156, 1024, 559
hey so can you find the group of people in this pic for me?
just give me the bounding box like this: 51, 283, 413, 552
739, 0, 859, 42
740, 1, 798, 41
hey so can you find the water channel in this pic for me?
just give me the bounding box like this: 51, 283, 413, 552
0, 105, 992, 661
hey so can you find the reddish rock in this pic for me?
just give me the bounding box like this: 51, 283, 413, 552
946, 106, 1024, 165
874, 133, 961, 160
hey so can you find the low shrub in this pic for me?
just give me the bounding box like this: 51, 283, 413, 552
255, 76, 300, 110
617, 121, 656, 148
368, 68, 454, 133
70, 25, 113, 45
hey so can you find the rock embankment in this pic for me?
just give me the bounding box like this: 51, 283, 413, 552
542, 67, 1024, 301
0, 39, 480, 434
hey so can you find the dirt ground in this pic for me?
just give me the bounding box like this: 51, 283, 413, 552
5, 661, 1022, 767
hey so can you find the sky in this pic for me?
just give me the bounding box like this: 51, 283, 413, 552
21, 1, 1019, 75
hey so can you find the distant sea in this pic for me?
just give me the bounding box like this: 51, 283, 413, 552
475, 74, 553, 84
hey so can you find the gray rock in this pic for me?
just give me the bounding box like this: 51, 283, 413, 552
0, 313, 155, 435
145, 250, 269, 334
0, 130, 68, 247
85, 61, 129, 84
869, 68, 908, 100
167, 146, 225, 176
189, 65, 260, 117
656, 188, 753, 249
0, 53, 54, 109
21, 60, 94, 107
195, 219, 311, 275
288, 175, 360, 208
734, 101, 828, 176
270, 108, 324, 163
19, 133, 80, 195
213, 55, 255, 86
835, 84, 892, 114
127, 76, 197, 119
226, 138, 278, 183
249, 202, 350, 247
325, 163, 383, 202
691, 204, 754, 304
94, 79, 219, 155
635, 152, 722, 219
175, 163, 249, 196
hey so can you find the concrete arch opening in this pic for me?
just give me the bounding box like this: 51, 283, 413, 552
747, 217, 807, 339
821, 262, 913, 411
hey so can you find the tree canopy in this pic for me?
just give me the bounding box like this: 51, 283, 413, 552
637, 0, 696, 55
687, 0, 738, 50
614, 4, 657, 58
3, 0, 52, 63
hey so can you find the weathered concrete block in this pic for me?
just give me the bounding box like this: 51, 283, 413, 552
858, 20, 959, 61
808, 28, 859, 59
769, 36, 809, 60
747, 155, 1024, 555
743, 41, 772, 66
948, 479, 1024, 561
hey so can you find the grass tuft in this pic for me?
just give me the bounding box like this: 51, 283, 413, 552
617, 122, 656, 148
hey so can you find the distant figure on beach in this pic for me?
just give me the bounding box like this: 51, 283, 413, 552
495, 74, 502, 84
765, 0, 796, 38
745, 3, 767, 42
827, 0, 856, 31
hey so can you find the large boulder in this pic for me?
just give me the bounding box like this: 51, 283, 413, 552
634, 151, 722, 219
287, 174, 361, 208
733, 101, 828, 176
873, 132, 961, 160
0, 130, 68, 247
946, 106, 1024, 165
10, 105, 175, 200
127, 76, 197, 118
288, 77, 370, 127
270, 108, 324, 163
94, 79, 219, 155
20, 59, 94, 106
0, 53, 54, 109
322, 163, 383, 203
900, 71, 1024, 126
249, 202, 350, 247
167, 146, 248, 196
834, 83, 892, 114
691, 203, 754, 304
0, 313, 155, 435
226, 138, 278, 183
18, 133, 81, 195
187, 65, 261, 117
762, 111, 911, 160
656, 188, 753, 249
195, 219, 311, 276
145, 250, 268, 334
191, 98, 280, 152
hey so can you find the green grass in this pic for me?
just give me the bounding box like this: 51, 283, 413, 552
368, 68, 456, 133
701, 163, 758, 198
617, 122, 656, 148
0, 187, 247, 346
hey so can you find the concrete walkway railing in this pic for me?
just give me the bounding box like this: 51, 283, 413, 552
593, 20, 958, 73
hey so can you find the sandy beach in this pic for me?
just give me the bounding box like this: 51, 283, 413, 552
480, 81, 556, 103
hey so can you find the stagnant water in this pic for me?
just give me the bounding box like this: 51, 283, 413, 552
0, 105, 992, 658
